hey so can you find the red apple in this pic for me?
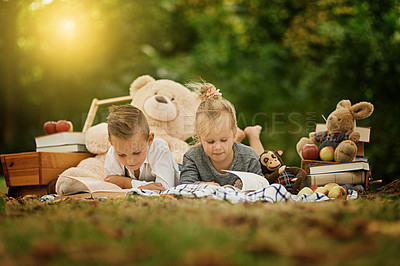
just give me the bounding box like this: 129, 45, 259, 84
301, 144, 320, 160
328, 186, 347, 199
56, 120, 73, 132
319, 146, 334, 161
43, 121, 57, 134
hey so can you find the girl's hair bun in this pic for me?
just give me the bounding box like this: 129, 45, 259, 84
187, 81, 222, 102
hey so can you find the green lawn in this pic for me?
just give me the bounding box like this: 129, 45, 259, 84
1, 190, 400, 265
0, 176, 7, 194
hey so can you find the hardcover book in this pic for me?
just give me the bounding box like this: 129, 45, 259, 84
35, 132, 86, 147
308, 161, 370, 175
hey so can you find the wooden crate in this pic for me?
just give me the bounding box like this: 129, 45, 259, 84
1, 152, 93, 196
301, 159, 336, 175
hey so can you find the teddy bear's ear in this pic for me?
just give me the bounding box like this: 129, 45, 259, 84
275, 149, 284, 157
336, 99, 352, 110
350, 102, 374, 120
129, 75, 155, 96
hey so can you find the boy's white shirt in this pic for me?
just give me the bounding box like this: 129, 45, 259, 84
104, 138, 179, 189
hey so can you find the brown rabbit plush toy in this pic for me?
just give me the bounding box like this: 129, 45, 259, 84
297, 100, 374, 162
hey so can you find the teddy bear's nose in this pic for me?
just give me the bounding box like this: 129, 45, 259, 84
155, 95, 168, 104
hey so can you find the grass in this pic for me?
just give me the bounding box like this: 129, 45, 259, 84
1, 181, 400, 265
0, 176, 7, 194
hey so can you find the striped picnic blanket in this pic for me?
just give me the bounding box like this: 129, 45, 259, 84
42, 183, 358, 203
125, 183, 358, 204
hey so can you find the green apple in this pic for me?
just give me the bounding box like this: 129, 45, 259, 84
314, 186, 329, 195
297, 187, 314, 195
324, 183, 339, 191
319, 146, 334, 161
328, 186, 347, 199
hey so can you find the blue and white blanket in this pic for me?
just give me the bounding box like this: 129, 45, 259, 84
126, 183, 357, 204
42, 183, 358, 203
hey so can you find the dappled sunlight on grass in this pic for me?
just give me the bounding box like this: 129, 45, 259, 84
0, 193, 400, 265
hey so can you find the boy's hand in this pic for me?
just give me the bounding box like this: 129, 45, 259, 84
138, 182, 165, 191
104, 175, 132, 189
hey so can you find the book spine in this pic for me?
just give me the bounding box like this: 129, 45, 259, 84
308, 171, 366, 186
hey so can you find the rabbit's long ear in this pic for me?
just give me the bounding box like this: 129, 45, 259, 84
336, 99, 351, 110
350, 102, 374, 120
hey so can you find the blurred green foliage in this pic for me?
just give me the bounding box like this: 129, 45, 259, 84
1, 0, 399, 184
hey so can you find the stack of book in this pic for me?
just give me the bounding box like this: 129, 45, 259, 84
35, 132, 88, 152
304, 159, 370, 187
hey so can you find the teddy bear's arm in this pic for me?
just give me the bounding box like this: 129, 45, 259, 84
309, 132, 317, 143
348, 131, 360, 143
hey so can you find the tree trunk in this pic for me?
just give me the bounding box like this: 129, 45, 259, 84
0, 1, 19, 151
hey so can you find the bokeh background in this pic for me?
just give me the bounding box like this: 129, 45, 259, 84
1, 0, 399, 185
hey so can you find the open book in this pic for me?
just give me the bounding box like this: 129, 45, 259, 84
60, 175, 132, 198
223, 170, 269, 192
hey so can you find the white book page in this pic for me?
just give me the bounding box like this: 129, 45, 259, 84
61, 175, 129, 193
224, 170, 269, 192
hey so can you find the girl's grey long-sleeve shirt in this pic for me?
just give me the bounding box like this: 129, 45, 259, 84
179, 142, 263, 186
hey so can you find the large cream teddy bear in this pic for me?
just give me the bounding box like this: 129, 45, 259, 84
129, 75, 199, 164
55, 75, 199, 194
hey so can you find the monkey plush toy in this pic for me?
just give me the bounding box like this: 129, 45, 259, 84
260, 150, 307, 194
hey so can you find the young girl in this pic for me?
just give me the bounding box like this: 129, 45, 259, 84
179, 82, 263, 186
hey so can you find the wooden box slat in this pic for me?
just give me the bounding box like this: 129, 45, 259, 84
2, 152, 39, 170
40, 152, 90, 169
41, 168, 68, 185
6, 168, 40, 186
1, 152, 94, 189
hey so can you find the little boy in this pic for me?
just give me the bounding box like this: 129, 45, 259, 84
104, 104, 179, 191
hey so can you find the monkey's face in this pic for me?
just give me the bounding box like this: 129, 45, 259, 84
260, 151, 282, 172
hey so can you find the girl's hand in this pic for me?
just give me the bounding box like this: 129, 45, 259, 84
138, 182, 166, 191
104, 175, 132, 189
199, 182, 220, 186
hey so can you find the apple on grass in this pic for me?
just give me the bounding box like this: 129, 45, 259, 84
314, 186, 329, 195
55, 120, 73, 132
43, 121, 57, 135
319, 146, 335, 161
324, 183, 339, 191
301, 144, 320, 160
328, 186, 347, 199
297, 187, 314, 195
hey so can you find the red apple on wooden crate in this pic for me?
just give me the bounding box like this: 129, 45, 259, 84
301, 144, 320, 160
56, 120, 73, 132
319, 146, 334, 161
43, 121, 57, 134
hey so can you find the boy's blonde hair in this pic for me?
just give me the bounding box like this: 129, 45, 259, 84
107, 104, 150, 140
187, 82, 237, 139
